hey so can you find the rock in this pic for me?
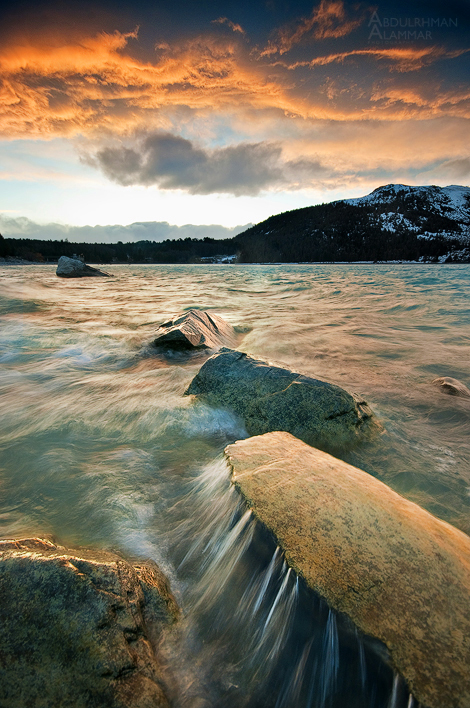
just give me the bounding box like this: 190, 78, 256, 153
56, 256, 110, 277
225, 431, 470, 708
0, 538, 179, 708
153, 310, 237, 350
432, 376, 470, 398
185, 348, 378, 451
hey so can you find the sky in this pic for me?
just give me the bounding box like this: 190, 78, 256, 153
0, 0, 469, 241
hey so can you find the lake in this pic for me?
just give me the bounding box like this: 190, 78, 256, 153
1, 262, 469, 707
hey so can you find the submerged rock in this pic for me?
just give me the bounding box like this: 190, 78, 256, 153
432, 376, 470, 398
185, 348, 377, 450
153, 310, 236, 350
56, 255, 110, 277
0, 538, 179, 708
225, 431, 470, 708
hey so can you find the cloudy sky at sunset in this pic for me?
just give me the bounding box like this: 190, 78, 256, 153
1, 0, 468, 241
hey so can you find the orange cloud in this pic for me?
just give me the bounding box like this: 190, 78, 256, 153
369, 85, 470, 119
212, 17, 245, 34
280, 45, 470, 73
0, 29, 295, 138
0, 24, 468, 142
261, 0, 363, 56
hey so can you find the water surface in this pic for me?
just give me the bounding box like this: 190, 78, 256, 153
1, 263, 469, 707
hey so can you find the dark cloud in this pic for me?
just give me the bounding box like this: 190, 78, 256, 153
89, 133, 285, 195
0, 215, 250, 244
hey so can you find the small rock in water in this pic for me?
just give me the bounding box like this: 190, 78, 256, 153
225, 431, 470, 708
153, 310, 237, 350
432, 376, 470, 398
56, 255, 110, 277
185, 348, 378, 451
0, 537, 178, 708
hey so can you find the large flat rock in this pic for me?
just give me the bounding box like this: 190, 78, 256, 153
225, 432, 470, 708
186, 348, 377, 451
0, 538, 179, 708
153, 310, 237, 350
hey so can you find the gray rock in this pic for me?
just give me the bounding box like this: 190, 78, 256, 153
185, 348, 378, 450
225, 431, 470, 708
432, 376, 470, 398
153, 310, 236, 350
0, 538, 179, 708
56, 256, 110, 277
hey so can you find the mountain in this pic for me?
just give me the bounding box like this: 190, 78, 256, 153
235, 184, 470, 263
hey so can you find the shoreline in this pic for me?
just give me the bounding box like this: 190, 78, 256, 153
1, 258, 468, 266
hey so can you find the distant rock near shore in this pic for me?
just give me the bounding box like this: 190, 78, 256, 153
0, 538, 178, 708
153, 310, 237, 350
56, 255, 110, 277
225, 431, 470, 708
432, 376, 470, 398
185, 348, 378, 450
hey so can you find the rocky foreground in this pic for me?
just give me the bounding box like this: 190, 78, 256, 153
2, 307, 469, 708
225, 431, 470, 708
0, 538, 178, 708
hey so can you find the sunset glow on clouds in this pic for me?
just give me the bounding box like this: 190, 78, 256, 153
0, 0, 468, 235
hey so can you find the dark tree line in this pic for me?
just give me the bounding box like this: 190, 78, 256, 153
0, 234, 239, 264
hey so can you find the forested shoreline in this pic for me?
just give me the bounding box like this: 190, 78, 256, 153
1, 192, 469, 264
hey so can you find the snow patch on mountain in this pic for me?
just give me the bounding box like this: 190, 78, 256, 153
342, 184, 470, 242
345, 184, 469, 214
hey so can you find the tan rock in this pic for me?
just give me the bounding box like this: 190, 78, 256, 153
153, 310, 237, 350
0, 538, 179, 708
225, 432, 470, 708
432, 376, 470, 398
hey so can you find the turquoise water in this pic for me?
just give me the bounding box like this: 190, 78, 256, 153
1, 263, 469, 706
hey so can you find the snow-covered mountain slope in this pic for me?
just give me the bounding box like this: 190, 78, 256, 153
345, 184, 469, 211
236, 183, 470, 262
343, 184, 470, 241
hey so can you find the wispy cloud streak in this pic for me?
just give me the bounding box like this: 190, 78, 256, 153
261, 0, 364, 56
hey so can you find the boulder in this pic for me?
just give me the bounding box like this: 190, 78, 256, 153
185, 348, 377, 451
225, 431, 470, 708
0, 538, 179, 708
153, 310, 236, 350
432, 376, 470, 398
56, 256, 110, 277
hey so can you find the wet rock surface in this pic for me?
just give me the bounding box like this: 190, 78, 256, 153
186, 348, 378, 451
225, 431, 470, 708
0, 538, 179, 708
432, 376, 470, 398
153, 310, 237, 350
56, 256, 110, 277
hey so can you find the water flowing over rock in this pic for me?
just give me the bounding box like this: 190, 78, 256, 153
0, 538, 179, 708
153, 310, 237, 350
432, 376, 470, 398
225, 431, 470, 708
185, 348, 377, 451
56, 255, 110, 277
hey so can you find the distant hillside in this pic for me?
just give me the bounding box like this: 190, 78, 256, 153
235, 184, 470, 263
1, 185, 469, 264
